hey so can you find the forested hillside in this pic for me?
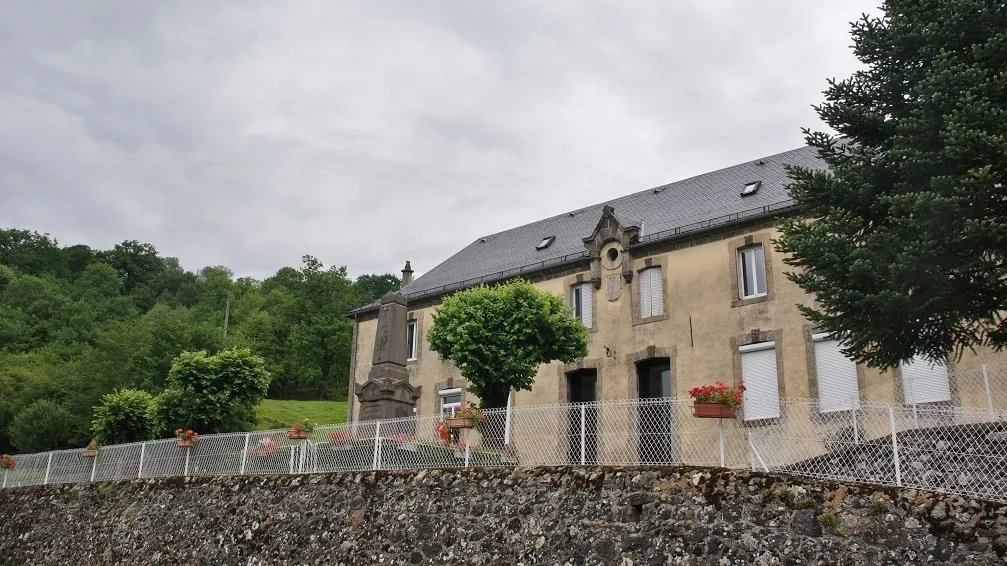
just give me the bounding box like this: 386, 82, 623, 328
0, 228, 398, 453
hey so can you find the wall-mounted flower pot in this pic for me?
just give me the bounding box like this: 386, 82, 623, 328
692, 402, 736, 418
287, 431, 310, 440
446, 417, 475, 429
80, 449, 98, 458
176, 439, 196, 448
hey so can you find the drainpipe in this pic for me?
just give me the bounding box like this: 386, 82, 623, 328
347, 314, 359, 425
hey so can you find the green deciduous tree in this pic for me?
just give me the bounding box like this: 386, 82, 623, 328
353, 273, 401, 306
7, 399, 79, 452
775, 1, 1007, 368
90, 389, 155, 444
153, 348, 271, 435
427, 279, 588, 409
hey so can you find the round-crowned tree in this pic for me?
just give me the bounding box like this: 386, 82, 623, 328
427, 279, 588, 410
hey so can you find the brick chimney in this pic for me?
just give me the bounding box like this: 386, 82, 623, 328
401, 261, 413, 288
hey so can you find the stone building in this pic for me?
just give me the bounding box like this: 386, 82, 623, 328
346, 144, 1007, 426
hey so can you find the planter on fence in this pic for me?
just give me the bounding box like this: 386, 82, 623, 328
692, 402, 736, 418
175, 429, 199, 448
689, 381, 744, 419
1, 454, 15, 471
446, 417, 476, 429
287, 430, 310, 440
288, 418, 314, 440
80, 449, 98, 458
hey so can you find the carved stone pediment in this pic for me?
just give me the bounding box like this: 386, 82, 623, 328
582, 205, 640, 288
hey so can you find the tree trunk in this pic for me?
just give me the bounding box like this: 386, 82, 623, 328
479, 389, 510, 449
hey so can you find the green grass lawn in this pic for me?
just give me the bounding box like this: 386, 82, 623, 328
254, 399, 348, 431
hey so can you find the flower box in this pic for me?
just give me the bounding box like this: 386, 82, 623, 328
446, 417, 475, 429
80, 449, 98, 458
692, 402, 736, 419
176, 439, 196, 448
287, 431, 310, 440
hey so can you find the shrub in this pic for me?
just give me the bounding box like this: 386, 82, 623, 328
816, 512, 838, 527
90, 389, 154, 444
149, 387, 190, 438
8, 399, 78, 452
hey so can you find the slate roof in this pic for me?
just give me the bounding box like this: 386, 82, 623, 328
350, 144, 825, 315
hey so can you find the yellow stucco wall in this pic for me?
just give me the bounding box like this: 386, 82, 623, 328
350, 224, 1007, 422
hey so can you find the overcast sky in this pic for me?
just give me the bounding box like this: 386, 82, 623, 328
0, 1, 878, 281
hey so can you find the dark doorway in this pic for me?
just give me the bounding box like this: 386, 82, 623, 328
567, 369, 598, 465
636, 358, 677, 464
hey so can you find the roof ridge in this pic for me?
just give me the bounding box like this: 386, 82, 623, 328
469, 143, 812, 243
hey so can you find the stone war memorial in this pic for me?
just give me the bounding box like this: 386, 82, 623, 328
354, 290, 421, 421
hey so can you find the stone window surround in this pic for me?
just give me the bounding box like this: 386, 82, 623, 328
728, 233, 776, 308
892, 357, 961, 408
557, 358, 603, 403
731, 329, 785, 426
563, 272, 598, 333
631, 256, 670, 326
433, 377, 469, 415
625, 346, 677, 399
405, 311, 423, 365
802, 325, 867, 422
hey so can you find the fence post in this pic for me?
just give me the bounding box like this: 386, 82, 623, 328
239, 433, 251, 475
579, 404, 586, 466
851, 395, 859, 444
3, 469, 7, 488
464, 443, 470, 468
748, 431, 756, 471
372, 420, 382, 471
718, 418, 726, 468
90, 452, 98, 482
184, 447, 191, 477
889, 408, 902, 487
43, 452, 53, 485
137, 442, 146, 478
298, 440, 308, 474
288, 445, 295, 474
982, 364, 995, 421
504, 389, 513, 447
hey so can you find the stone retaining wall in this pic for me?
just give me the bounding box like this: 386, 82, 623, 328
1, 466, 1004, 565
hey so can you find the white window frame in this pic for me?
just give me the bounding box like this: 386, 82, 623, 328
406, 320, 418, 361
639, 267, 664, 318
737, 244, 767, 299
571, 283, 593, 328
739, 341, 780, 421
439, 388, 462, 417
811, 332, 860, 413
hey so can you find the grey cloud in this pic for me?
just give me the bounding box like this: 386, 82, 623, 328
0, 0, 878, 280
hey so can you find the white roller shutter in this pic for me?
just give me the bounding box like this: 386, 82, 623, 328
639, 269, 653, 318
902, 356, 951, 404
740, 341, 780, 421
649, 267, 664, 316
580, 284, 593, 328
812, 333, 859, 413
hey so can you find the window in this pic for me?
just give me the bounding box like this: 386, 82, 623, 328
571, 283, 593, 328
741, 180, 761, 196
901, 356, 951, 404
536, 235, 555, 250
439, 388, 462, 417
737, 245, 767, 299
639, 267, 664, 318
812, 333, 859, 413
406, 320, 418, 360
740, 341, 780, 421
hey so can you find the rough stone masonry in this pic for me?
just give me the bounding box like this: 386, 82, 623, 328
0, 466, 1005, 565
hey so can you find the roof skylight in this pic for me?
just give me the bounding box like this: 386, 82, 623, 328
741, 181, 761, 196
536, 235, 556, 250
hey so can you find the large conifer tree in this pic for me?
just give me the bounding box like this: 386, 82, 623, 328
776, 1, 1007, 368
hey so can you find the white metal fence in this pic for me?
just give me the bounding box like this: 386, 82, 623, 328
3, 362, 1007, 504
